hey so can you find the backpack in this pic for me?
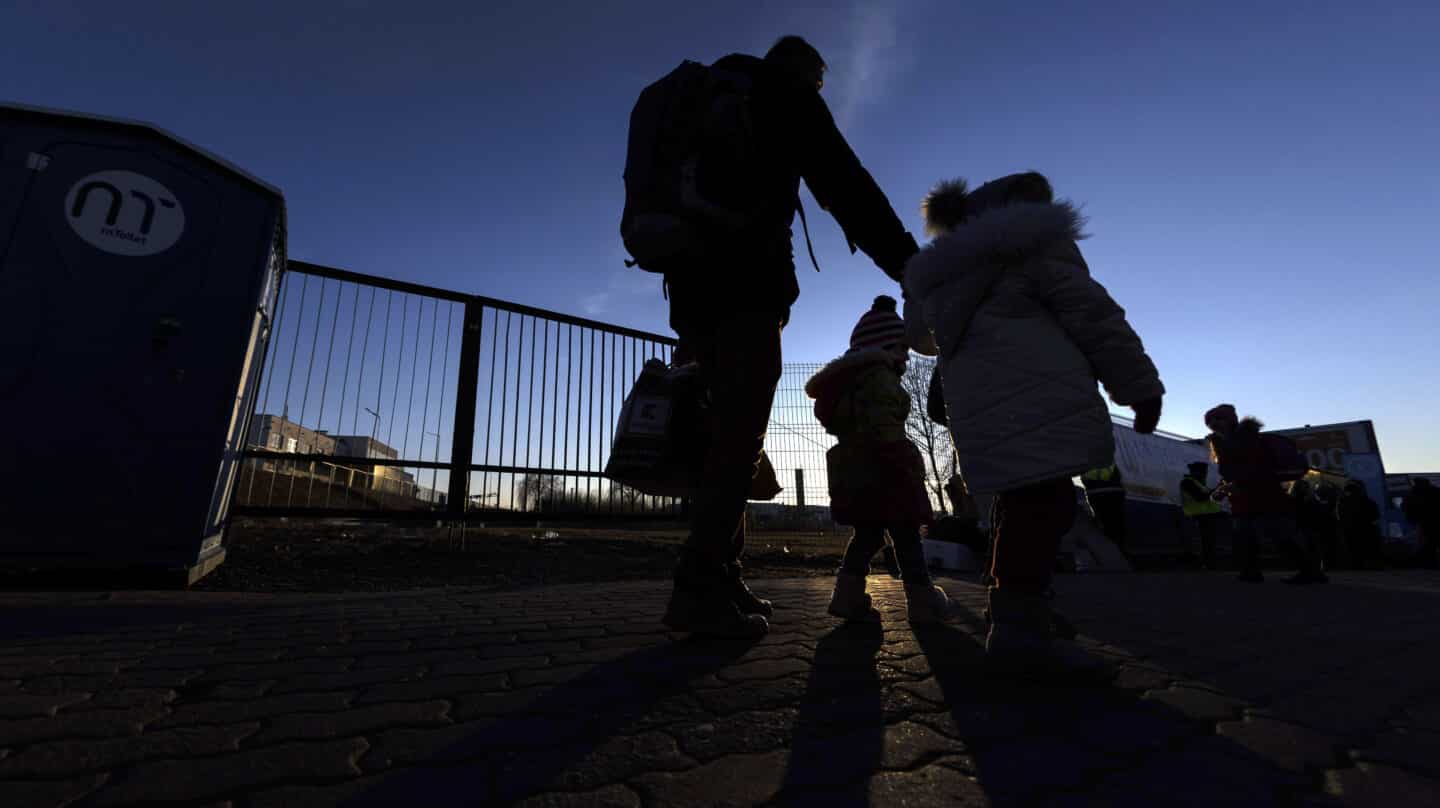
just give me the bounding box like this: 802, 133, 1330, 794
620, 61, 755, 273
1262, 434, 1308, 482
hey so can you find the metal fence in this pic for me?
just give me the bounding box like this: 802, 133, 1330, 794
235, 261, 681, 522
234, 262, 1199, 527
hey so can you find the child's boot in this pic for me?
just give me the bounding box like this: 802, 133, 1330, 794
984, 587, 1111, 682
827, 572, 881, 622
904, 579, 959, 624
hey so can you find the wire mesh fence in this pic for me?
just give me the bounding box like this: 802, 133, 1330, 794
762, 363, 836, 510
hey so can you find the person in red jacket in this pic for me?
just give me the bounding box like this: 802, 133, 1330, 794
1204, 404, 1326, 584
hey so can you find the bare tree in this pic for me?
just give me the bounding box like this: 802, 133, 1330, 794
901, 356, 956, 513
517, 474, 561, 512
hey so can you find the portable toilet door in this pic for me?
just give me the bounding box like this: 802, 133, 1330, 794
0, 103, 285, 585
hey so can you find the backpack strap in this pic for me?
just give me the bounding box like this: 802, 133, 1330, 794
796, 197, 822, 272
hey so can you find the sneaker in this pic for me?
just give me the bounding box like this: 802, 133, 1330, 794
663, 577, 769, 639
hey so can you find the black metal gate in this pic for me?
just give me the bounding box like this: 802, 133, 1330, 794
234, 261, 681, 522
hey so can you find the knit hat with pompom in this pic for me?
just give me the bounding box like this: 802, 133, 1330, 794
849, 295, 906, 352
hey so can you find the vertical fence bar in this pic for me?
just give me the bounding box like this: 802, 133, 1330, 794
550, 321, 560, 472
268, 273, 310, 506
587, 328, 596, 505
416, 300, 436, 498
313, 281, 343, 439
447, 299, 483, 520
258, 269, 292, 429
481, 307, 501, 511
336, 281, 360, 436
386, 294, 409, 449
529, 315, 541, 509
353, 287, 377, 436
497, 311, 512, 510
401, 297, 426, 460
307, 279, 344, 505
563, 324, 574, 506
509, 315, 526, 512
538, 319, 550, 512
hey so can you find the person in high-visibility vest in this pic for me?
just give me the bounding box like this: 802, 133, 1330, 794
1081, 464, 1128, 552
1179, 461, 1224, 569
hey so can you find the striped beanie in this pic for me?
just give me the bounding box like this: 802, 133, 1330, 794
849, 295, 906, 352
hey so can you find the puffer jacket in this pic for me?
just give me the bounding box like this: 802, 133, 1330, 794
902, 201, 1164, 494
805, 349, 932, 525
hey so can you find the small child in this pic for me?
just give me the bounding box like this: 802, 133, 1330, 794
903, 172, 1164, 678
806, 295, 957, 624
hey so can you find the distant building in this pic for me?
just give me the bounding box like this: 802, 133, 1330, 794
246, 416, 422, 496
248, 414, 336, 456
332, 435, 398, 462
328, 434, 413, 495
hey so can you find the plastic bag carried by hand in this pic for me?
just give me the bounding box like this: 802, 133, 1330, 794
604, 359, 782, 501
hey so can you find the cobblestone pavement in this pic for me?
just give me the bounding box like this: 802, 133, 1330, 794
3, 572, 1439, 807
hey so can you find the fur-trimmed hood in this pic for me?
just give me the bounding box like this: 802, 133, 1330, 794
1209, 416, 1265, 448
902, 200, 1085, 357
804, 348, 895, 402
903, 200, 1086, 303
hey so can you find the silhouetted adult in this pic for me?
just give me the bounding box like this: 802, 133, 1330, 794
1204, 404, 1326, 584
1179, 461, 1224, 569
1336, 480, 1381, 570
636, 36, 921, 637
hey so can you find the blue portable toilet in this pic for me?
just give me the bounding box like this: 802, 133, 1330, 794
0, 103, 285, 585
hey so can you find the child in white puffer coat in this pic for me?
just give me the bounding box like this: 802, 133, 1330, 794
903, 172, 1165, 680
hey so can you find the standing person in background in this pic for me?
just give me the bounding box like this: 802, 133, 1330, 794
1336, 480, 1381, 570
1313, 482, 1342, 569
1179, 461, 1224, 569
1205, 404, 1326, 585
1081, 464, 1128, 554
1290, 479, 1327, 570
1403, 478, 1440, 568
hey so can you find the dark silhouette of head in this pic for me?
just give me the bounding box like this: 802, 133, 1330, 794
1204, 403, 1239, 435
765, 35, 827, 91
1188, 462, 1208, 477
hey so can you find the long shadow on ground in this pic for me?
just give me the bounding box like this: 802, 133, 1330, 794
337, 576, 1440, 806
338, 637, 755, 806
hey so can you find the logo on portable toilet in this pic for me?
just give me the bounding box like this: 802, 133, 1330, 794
64, 170, 186, 256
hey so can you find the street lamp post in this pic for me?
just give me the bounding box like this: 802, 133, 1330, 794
363, 407, 381, 449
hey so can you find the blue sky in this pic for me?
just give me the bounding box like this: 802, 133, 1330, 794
5, 1, 1438, 471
